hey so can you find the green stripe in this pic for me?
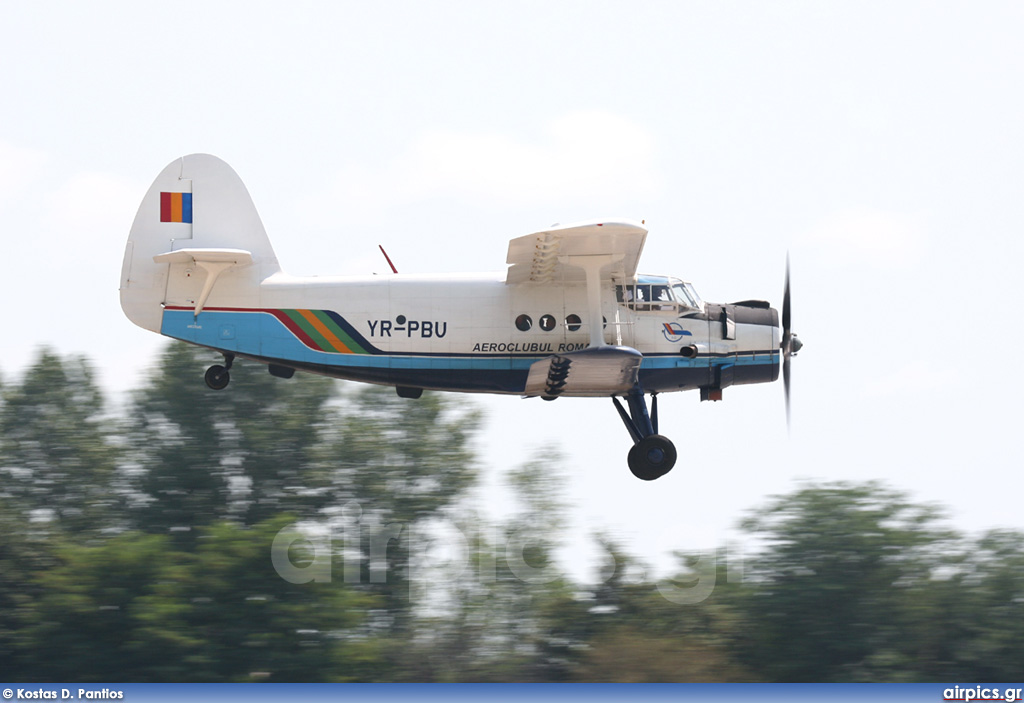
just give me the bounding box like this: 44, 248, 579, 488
311, 310, 368, 354
284, 310, 334, 353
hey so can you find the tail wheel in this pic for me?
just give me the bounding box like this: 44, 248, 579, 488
627, 434, 677, 481
205, 364, 230, 390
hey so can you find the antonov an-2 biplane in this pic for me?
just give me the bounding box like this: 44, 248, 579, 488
120, 154, 801, 481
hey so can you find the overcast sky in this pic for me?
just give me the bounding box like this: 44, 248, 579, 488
3, 1, 1023, 579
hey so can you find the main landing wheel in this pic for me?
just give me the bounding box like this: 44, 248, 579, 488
205, 364, 230, 390
628, 434, 677, 481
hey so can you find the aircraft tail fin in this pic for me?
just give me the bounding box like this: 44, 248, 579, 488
120, 154, 281, 332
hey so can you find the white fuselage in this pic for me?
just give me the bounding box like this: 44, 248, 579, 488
157, 267, 779, 396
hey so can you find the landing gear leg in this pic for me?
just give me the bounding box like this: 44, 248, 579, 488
204, 353, 234, 391
612, 388, 677, 481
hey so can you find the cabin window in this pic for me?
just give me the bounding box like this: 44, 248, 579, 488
565, 314, 582, 332
539, 314, 556, 331
515, 314, 533, 331
617, 276, 701, 312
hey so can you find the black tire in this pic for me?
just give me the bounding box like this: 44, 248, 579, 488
627, 434, 677, 481
204, 364, 230, 390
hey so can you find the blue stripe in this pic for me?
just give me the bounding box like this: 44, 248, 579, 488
181, 192, 193, 223
162, 310, 527, 371
162, 309, 778, 373
322, 309, 379, 352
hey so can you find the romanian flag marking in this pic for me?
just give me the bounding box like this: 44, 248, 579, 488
160, 192, 193, 223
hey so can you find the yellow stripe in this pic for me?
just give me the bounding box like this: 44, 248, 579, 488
298, 309, 352, 353
171, 192, 183, 222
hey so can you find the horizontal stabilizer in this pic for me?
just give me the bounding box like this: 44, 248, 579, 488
153, 248, 254, 317
523, 346, 643, 398
153, 248, 253, 265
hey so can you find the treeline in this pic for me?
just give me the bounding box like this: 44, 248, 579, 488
1, 345, 1022, 682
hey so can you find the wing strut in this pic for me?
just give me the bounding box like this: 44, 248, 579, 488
560, 254, 621, 348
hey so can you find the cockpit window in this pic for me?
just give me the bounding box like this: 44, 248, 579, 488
672, 283, 696, 307
683, 282, 704, 310
616, 276, 703, 312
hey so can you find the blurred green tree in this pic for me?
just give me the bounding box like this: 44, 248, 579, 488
572, 542, 752, 682
121, 344, 484, 672
9, 344, 1024, 683
946, 529, 1024, 681
404, 452, 588, 682
16, 518, 371, 682
314, 383, 480, 524
735, 480, 962, 681
0, 494, 60, 679
122, 344, 336, 540
312, 383, 481, 639
154, 517, 375, 681
0, 349, 120, 535
18, 530, 188, 681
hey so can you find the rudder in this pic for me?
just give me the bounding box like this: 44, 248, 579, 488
120, 154, 281, 332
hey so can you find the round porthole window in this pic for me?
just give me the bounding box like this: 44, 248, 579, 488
539, 314, 556, 331
565, 314, 582, 332
515, 314, 533, 331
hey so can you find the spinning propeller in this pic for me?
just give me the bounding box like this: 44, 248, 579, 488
782, 254, 803, 427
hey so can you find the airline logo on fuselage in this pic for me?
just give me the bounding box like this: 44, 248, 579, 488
368, 316, 448, 338
662, 322, 693, 342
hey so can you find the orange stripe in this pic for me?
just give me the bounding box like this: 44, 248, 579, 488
171, 192, 182, 222
297, 309, 352, 353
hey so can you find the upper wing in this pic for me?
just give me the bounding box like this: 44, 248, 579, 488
505, 219, 648, 284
